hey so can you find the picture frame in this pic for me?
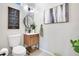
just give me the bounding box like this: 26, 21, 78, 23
44, 3, 69, 24
8, 7, 20, 29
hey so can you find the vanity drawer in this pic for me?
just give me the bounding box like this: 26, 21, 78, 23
33, 34, 39, 45
24, 34, 39, 46
24, 35, 31, 46
27, 35, 34, 38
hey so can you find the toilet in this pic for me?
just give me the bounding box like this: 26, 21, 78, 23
8, 34, 26, 56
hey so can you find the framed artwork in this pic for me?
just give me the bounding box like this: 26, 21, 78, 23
8, 7, 20, 29
44, 3, 69, 24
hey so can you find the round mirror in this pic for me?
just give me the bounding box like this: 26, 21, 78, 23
23, 9, 34, 32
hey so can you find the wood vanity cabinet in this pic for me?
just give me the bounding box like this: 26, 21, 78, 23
24, 34, 39, 49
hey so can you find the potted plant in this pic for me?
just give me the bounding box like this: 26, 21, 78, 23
30, 23, 36, 33
70, 39, 79, 53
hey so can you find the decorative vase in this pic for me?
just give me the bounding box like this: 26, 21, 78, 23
32, 30, 35, 33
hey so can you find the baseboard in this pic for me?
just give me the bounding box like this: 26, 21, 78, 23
39, 48, 54, 56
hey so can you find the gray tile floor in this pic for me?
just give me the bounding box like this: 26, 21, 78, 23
29, 50, 51, 56
8, 50, 52, 56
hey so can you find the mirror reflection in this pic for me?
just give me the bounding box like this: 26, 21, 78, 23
23, 6, 36, 33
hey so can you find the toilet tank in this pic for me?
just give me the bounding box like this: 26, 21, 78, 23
8, 34, 21, 47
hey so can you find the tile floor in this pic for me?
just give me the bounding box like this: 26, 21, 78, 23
29, 50, 52, 56
9, 49, 52, 56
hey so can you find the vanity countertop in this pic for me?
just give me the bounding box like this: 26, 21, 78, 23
24, 32, 39, 35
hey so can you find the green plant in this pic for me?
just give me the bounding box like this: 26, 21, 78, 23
31, 23, 36, 30
70, 39, 79, 53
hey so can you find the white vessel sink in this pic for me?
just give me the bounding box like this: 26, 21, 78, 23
24, 32, 39, 35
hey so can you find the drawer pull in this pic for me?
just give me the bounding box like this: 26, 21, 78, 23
30, 36, 32, 38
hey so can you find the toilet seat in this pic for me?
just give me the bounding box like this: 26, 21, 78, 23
12, 45, 26, 56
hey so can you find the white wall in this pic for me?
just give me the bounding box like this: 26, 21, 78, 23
0, 3, 79, 56
34, 3, 79, 56
0, 3, 25, 50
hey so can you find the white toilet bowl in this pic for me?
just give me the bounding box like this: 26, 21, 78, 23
8, 34, 26, 56
12, 45, 26, 56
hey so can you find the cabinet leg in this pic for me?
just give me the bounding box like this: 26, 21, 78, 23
38, 43, 39, 49
26, 51, 30, 55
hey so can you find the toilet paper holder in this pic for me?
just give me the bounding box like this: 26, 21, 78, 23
0, 48, 9, 56
0, 53, 6, 56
